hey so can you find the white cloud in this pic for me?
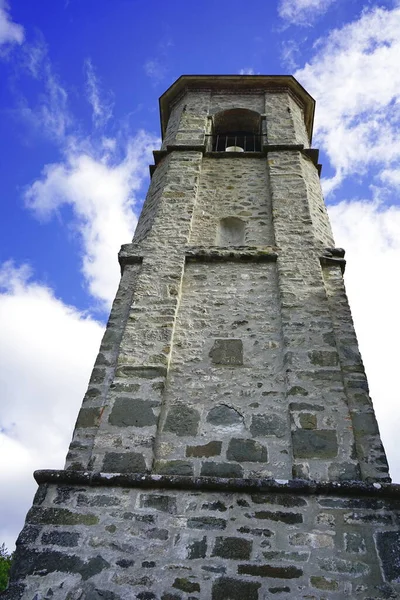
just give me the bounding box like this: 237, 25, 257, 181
144, 58, 167, 84
329, 199, 400, 483
24, 130, 157, 308
0, 0, 24, 46
239, 67, 256, 75
0, 262, 104, 550
295, 5, 400, 193
84, 58, 114, 128
279, 0, 337, 25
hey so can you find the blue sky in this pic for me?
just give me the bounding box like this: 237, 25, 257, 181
1, 0, 400, 550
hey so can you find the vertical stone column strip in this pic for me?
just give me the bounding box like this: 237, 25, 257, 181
88, 151, 203, 473
322, 264, 390, 481
65, 263, 142, 471
268, 150, 358, 481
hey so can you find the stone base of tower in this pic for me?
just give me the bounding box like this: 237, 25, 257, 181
4, 472, 400, 599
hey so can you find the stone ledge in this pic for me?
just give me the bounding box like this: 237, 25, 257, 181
185, 246, 278, 262
34, 470, 400, 499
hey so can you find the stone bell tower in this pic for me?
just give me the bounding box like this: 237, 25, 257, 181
6, 76, 400, 599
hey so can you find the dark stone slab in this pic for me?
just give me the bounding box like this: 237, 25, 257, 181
187, 536, 207, 559
77, 494, 121, 507
109, 398, 157, 428
238, 564, 302, 578
188, 517, 227, 530
172, 578, 200, 593
250, 510, 303, 524
139, 494, 177, 514
352, 412, 380, 436
206, 405, 243, 426
209, 339, 243, 365
41, 531, 80, 547
11, 548, 108, 581
212, 577, 260, 600
201, 462, 243, 478
201, 501, 227, 512
102, 452, 147, 473
290, 402, 324, 411
155, 460, 194, 476
76, 407, 102, 428
212, 537, 252, 560
186, 441, 222, 457
292, 429, 338, 459
27, 507, 98, 526
269, 587, 291, 594
250, 414, 286, 438
227, 438, 268, 462
250, 494, 307, 507
309, 350, 338, 366
164, 404, 200, 436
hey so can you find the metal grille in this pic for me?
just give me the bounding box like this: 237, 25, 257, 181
210, 133, 263, 152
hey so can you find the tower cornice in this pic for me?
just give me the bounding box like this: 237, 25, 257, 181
159, 74, 315, 141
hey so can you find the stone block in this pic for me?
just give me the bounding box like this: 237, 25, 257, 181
154, 460, 194, 476
292, 429, 338, 459
41, 531, 80, 547
139, 494, 177, 514
238, 564, 303, 578
211, 537, 252, 560
164, 404, 200, 436
201, 462, 243, 478
76, 407, 102, 428
209, 338, 243, 365
109, 398, 157, 428
187, 517, 227, 530
172, 578, 200, 593
187, 536, 207, 559
212, 577, 260, 600
206, 405, 243, 426
186, 441, 222, 457
250, 414, 286, 438
251, 510, 303, 524
27, 507, 98, 526
102, 452, 147, 473
310, 576, 338, 591
299, 413, 317, 429
309, 350, 338, 366
376, 531, 400, 583
227, 438, 268, 462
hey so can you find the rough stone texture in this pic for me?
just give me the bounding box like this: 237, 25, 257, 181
7, 77, 396, 598
7, 483, 400, 599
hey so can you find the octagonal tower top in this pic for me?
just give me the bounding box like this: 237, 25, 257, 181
159, 75, 315, 141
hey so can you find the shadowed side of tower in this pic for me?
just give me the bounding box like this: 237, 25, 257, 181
5, 75, 400, 600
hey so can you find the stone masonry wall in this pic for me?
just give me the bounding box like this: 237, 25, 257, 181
155, 259, 288, 479
8, 479, 400, 600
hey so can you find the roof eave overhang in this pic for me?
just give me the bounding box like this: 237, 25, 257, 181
159, 75, 315, 141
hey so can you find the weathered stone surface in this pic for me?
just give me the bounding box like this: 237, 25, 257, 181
41, 531, 80, 547
76, 407, 102, 428
187, 517, 227, 530
292, 429, 338, 459
186, 441, 222, 457
310, 576, 338, 590
227, 438, 268, 462
250, 414, 286, 438
308, 350, 338, 366
250, 494, 307, 508
102, 452, 147, 473
187, 536, 207, 559
172, 578, 200, 593
109, 398, 157, 427
206, 405, 243, 426
238, 564, 303, 578
140, 494, 177, 514
200, 462, 243, 478
209, 338, 243, 365
250, 510, 303, 524
154, 460, 194, 475
376, 531, 400, 583
212, 537, 252, 560
164, 404, 200, 436
212, 577, 260, 600
27, 507, 98, 526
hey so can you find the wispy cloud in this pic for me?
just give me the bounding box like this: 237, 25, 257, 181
25, 131, 157, 308
144, 58, 167, 84
239, 67, 256, 75
0, 0, 24, 47
84, 57, 114, 128
0, 261, 104, 551
295, 4, 400, 194
278, 0, 337, 26
329, 198, 400, 482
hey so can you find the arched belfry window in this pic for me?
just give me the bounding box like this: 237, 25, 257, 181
212, 108, 262, 152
